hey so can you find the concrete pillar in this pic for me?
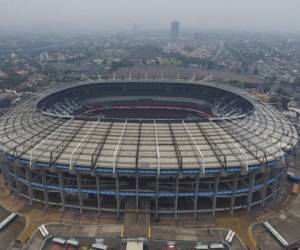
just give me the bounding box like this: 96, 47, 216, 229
155, 175, 159, 220
25, 167, 33, 206
271, 167, 280, 200
174, 175, 179, 219
230, 175, 238, 215
41, 170, 49, 209
77, 173, 83, 214
136, 175, 139, 212
261, 170, 270, 207
247, 172, 256, 212
212, 175, 220, 216
116, 175, 120, 217
0, 154, 8, 184
96, 175, 101, 216
58, 171, 65, 211
278, 166, 286, 192
194, 174, 200, 218
12, 164, 21, 192
1, 163, 13, 187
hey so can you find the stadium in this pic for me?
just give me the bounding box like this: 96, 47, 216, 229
0, 80, 298, 218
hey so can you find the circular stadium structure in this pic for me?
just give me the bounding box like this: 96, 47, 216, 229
0, 80, 298, 218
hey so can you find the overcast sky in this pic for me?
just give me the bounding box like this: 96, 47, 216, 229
1, 0, 300, 33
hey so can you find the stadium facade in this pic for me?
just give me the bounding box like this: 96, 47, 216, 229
0, 80, 298, 218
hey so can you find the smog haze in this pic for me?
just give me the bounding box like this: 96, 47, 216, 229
0, 0, 299, 33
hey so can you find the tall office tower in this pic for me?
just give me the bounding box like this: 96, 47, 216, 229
171, 21, 180, 41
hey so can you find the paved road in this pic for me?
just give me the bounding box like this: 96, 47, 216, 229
151, 226, 245, 250
123, 198, 150, 237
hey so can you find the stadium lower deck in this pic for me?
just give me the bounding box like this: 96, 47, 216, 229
0, 80, 298, 217
76, 100, 213, 120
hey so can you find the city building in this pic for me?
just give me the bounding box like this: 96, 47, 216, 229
171, 21, 180, 41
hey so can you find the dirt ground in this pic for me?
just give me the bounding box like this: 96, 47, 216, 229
0, 207, 25, 250
252, 224, 282, 250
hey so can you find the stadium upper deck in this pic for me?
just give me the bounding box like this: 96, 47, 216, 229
0, 80, 297, 173
0, 80, 298, 216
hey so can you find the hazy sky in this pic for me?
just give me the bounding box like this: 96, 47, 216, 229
1, 0, 300, 33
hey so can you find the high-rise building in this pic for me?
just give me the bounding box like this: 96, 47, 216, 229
39, 52, 49, 62
171, 21, 180, 41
